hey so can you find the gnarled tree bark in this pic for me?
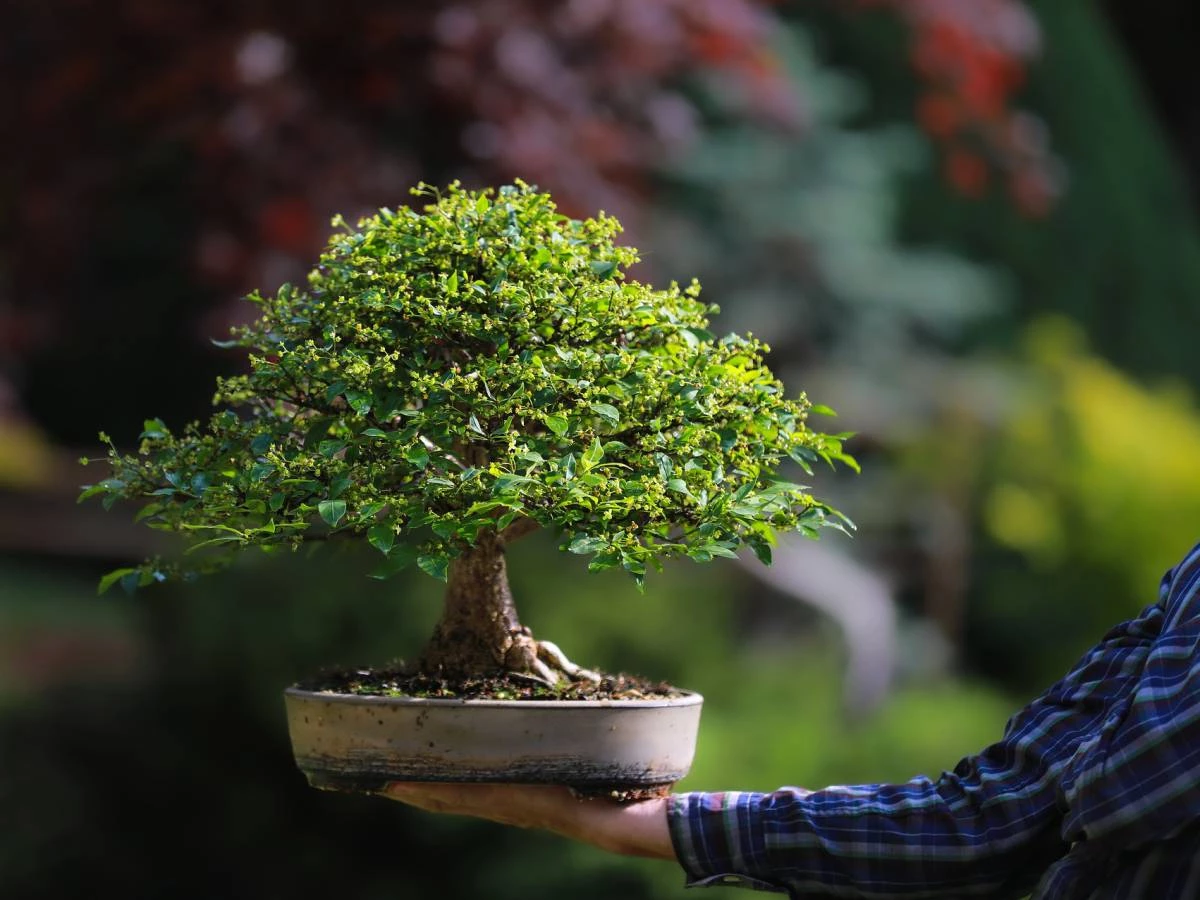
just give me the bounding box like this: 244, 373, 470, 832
418, 525, 599, 685
418, 529, 541, 678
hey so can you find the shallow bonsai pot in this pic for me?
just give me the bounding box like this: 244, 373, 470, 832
283, 685, 703, 796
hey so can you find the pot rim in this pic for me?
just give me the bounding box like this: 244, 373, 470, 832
284, 684, 703, 710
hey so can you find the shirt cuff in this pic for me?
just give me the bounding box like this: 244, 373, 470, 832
667, 792, 786, 893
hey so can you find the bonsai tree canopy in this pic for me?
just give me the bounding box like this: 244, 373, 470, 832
83, 182, 855, 685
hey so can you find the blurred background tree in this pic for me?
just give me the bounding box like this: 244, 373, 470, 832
4, 1, 1200, 898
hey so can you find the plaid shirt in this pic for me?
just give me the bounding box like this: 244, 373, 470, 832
668, 541, 1200, 898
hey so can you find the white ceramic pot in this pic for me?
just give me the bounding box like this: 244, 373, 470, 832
283, 686, 703, 796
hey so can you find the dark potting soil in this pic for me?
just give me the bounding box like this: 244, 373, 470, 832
294, 665, 687, 702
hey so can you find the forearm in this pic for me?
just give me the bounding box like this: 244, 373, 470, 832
382, 783, 675, 860
555, 794, 674, 860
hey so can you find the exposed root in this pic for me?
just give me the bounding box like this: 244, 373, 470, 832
537, 640, 602, 684
501, 630, 559, 686
530, 654, 559, 686
506, 670, 558, 689
498, 629, 602, 687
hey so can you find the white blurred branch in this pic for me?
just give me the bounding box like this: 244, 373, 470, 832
738, 534, 898, 716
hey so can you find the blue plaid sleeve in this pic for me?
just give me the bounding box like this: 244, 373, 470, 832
666, 543, 1198, 897
1059, 544, 1200, 852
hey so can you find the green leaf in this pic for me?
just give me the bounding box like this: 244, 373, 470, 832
622, 556, 646, 576
701, 543, 739, 559
250, 433, 273, 454
77, 483, 108, 503
140, 418, 169, 440
184, 534, 244, 554
543, 413, 569, 437
761, 479, 807, 497
568, 535, 607, 554
590, 403, 620, 426
667, 478, 690, 495
468, 414, 486, 435
587, 551, 621, 573
305, 417, 335, 448
655, 453, 674, 482
319, 439, 346, 459
330, 474, 351, 499
748, 538, 773, 566
589, 260, 618, 279
494, 473, 534, 494
369, 544, 418, 580
325, 382, 347, 403
367, 524, 395, 554
582, 437, 604, 469
430, 520, 457, 540
830, 451, 861, 474
133, 503, 162, 523
98, 568, 137, 595
788, 445, 818, 475
405, 444, 430, 469
496, 508, 522, 531
345, 389, 372, 415
357, 501, 386, 522
417, 554, 449, 581
318, 499, 347, 527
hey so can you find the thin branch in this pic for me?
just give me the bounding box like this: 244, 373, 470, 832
422, 435, 467, 470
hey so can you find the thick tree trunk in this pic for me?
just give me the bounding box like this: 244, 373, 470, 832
417, 530, 541, 678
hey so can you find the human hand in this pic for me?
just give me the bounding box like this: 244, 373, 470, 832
379, 782, 676, 860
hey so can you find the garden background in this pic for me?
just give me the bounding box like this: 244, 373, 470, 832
4, 2, 1200, 897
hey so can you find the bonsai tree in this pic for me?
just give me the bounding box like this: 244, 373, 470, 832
82, 182, 855, 688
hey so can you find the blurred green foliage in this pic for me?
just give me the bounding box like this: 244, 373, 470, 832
803, 0, 1200, 388
967, 317, 1200, 689
662, 10, 1200, 695
657, 26, 1005, 380
0, 419, 55, 490
984, 318, 1200, 596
